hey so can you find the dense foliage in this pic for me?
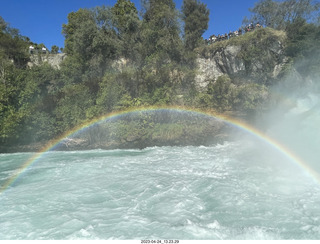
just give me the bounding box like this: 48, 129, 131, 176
182, 0, 210, 51
0, 0, 319, 149
244, 0, 320, 30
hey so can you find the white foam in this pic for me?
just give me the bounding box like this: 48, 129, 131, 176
1, 144, 320, 239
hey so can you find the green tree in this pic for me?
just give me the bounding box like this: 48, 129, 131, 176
234, 83, 268, 113
141, 0, 182, 61
16, 64, 61, 143
62, 8, 98, 58
0, 17, 31, 144
244, 0, 320, 30
0, 64, 22, 143
207, 75, 234, 112
111, 0, 141, 60
63, 7, 121, 71
111, 0, 139, 34
0, 17, 29, 68
96, 72, 127, 112
0, 62, 61, 145
51, 45, 59, 54
54, 84, 95, 133
0, 16, 7, 31
285, 18, 320, 77
91, 6, 121, 66
61, 6, 121, 95
182, 0, 209, 51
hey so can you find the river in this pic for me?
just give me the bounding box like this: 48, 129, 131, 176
1, 140, 320, 239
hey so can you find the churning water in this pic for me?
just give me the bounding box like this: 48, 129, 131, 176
1, 140, 320, 240
1, 90, 320, 240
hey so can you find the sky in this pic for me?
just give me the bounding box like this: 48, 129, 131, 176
0, 0, 258, 50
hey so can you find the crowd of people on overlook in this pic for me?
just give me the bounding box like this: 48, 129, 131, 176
205, 22, 262, 45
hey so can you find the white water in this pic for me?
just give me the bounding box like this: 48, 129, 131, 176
1, 140, 320, 240
1, 90, 320, 240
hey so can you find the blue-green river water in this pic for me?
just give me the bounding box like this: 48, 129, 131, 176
1, 140, 320, 240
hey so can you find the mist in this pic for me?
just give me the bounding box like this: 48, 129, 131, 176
252, 54, 320, 176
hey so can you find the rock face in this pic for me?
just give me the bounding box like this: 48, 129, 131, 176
195, 28, 288, 90
196, 46, 245, 90
27, 53, 128, 71
28, 53, 66, 69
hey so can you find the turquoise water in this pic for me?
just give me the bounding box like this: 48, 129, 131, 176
1, 140, 320, 240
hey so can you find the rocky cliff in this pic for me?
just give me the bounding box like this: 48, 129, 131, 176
195, 28, 288, 90
28, 53, 66, 69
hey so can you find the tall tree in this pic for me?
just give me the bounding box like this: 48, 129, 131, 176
0, 16, 7, 31
141, 0, 182, 61
62, 8, 98, 58
111, 0, 141, 59
182, 0, 209, 51
244, 0, 320, 30
111, 0, 139, 34
285, 19, 320, 77
0, 17, 29, 68
0, 17, 29, 144
62, 7, 120, 78
51, 45, 59, 54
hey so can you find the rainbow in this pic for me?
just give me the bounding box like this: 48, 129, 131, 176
1, 106, 320, 195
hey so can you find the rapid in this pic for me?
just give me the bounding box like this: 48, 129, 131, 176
1, 90, 320, 240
